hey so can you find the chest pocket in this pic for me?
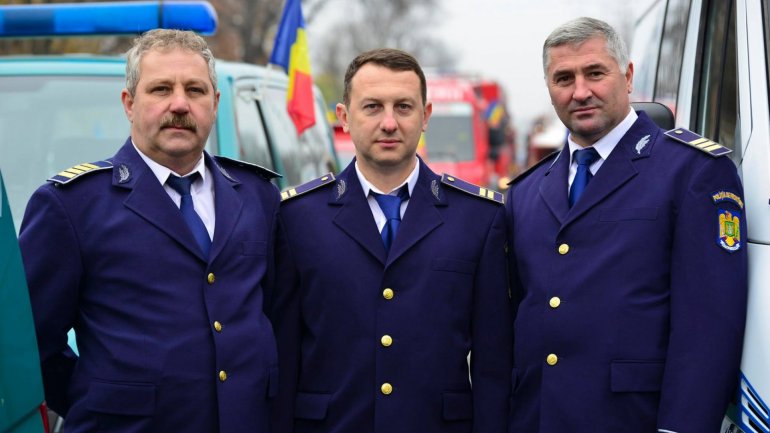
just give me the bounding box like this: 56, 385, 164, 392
431, 258, 477, 275
599, 207, 659, 222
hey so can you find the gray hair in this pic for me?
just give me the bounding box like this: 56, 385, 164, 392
542, 17, 629, 75
125, 29, 217, 96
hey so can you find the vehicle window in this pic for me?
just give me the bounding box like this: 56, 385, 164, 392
695, 0, 739, 159
0, 76, 128, 229
424, 102, 476, 162
654, 0, 691, 113
631, 0, 667, 102
259, 86, 330, 188
233, 86, 274, 170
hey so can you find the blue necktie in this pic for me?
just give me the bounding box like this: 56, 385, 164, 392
166, 174, 211, 257
372, 186, 409, 252
569, 147, 600, 208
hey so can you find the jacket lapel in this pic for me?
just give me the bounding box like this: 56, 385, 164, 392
561, 112, 659, 228
115, 140, 208, 261
386, 161, 443, 267
207, 154, 244, 264
331, 165, 387, 265
538, 145, 571, 225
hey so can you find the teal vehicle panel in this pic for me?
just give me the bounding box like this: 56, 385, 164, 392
0, 170, 45, 433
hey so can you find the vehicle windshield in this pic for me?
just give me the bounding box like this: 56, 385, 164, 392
0, 75, 129, 230
423, 102, 476, 162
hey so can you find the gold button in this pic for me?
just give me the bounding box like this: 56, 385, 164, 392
383, 288, 394, 300
381, 335, 393, 347
381, 383, 393, 395
549, 297, 561, 308
214, 321, 222, 332
558, 244, 569, 255
546, 354, 558, 366
207, 273, 216, 284
218, 370, 227, 382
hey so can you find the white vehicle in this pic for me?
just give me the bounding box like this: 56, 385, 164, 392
632, 0, 770, 431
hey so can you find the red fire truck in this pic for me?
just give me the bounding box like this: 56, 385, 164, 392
424, 75, 515, 189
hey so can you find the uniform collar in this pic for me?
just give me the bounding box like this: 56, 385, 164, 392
354, 157, 420, 197
567, 108, 637, 162
131, 139, 207, 185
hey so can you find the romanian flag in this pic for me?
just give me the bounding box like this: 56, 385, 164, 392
484, 101, 505, 129
269, 0, 316, 135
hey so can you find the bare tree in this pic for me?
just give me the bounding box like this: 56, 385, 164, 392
309, 0, 456, 106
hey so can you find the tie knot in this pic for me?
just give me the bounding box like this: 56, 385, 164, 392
372, 186, 409, 220
166, 173, 199, 196
574, 147, 600, 167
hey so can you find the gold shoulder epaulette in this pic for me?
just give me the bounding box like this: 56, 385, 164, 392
665, 128, 732, 157
48, 161, 113, 185
441, 174, 504, 204
281, 173, 336, 201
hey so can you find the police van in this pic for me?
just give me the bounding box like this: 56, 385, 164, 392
0, 1, 338, 228
632, 0, 770, 431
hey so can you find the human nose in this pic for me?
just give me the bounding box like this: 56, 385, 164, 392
380, 107, 397, 133
168, 88, 191, 113
573, 75, 593, 102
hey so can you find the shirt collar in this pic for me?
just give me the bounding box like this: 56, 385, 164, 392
355, 157, 420, 197
132, 140, 207, 184
567, 108, 638, 162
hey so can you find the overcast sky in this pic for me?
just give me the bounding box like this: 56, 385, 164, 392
308, 0, 655, 149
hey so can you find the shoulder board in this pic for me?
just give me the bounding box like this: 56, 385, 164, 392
441, 174, 504, 204
48, 161, 113, 185
664, 128, 732, 157
281, 173, 336, 201
508, 150, 560, 186
213, 156, 281, 179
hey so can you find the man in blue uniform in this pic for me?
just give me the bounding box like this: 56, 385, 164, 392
19, 29, 280, 433
271, 48, 512, 433
506, 17, 747, 433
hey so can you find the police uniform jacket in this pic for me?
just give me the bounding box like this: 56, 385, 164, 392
271, 158, 512, 433
19, 139, 281, 433
505, 111, 748, 433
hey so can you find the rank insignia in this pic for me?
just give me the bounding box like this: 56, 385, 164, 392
665, 128, 732, 157
48, 161, 113, 185
718, 209, 742, 252
441, 174, 504, 204
281, 173, 336, 201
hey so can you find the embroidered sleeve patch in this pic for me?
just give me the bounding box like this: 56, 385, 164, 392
718, 209, 742, 252
711, 190, 744, 209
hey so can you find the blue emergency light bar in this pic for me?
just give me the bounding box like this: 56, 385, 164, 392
0, 1, 218, 38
